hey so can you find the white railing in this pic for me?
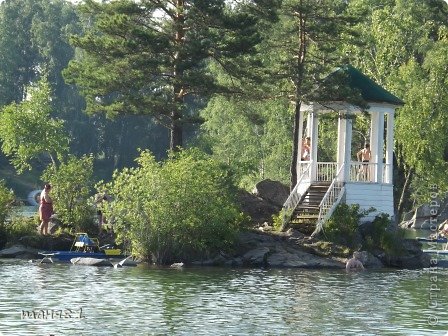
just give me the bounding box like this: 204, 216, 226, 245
312, 165, 346, 236
297, 161, 311, 181
349, 162, 392, 184
281, 163, 312, 231
316, 162, 338, 182
349, 162, 377, 183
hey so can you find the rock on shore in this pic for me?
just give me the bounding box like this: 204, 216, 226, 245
193, 230, 346, 269
0, 244, 40, 259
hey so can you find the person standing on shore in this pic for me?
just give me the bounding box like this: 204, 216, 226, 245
39, 183, 54, 235
95, 192, 111, 234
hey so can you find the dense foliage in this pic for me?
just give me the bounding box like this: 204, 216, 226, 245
362, 213, 405, 256
343, 0, 448, 211
0, 78, 69, 172
324, 204, 405, 256
0, 180, 14, 225
323, 203, 370, 248
0, 180, 15, 249
101, 149, 243, 264
199, 96, 292, 188
64, 0, 269, 150
0, 0, 447, 224
42, 155, 96, 233
0, 0, 174, 185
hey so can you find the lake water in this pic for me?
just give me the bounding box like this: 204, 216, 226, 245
0, 259, 447, 336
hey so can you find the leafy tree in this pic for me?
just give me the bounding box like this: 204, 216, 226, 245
101, 148, 242, 264
0, 0, 80, 105
0, 180, 14, 249
41, 155, 96, 233
64, 0, 266, 151
0, 180, 14, 225
0, 77, 69, 173
257, 0, 358, 188
394, 38, 448, 206
344, 0, 448, 214
0, 0, 40, 104
199, 96, 292, 189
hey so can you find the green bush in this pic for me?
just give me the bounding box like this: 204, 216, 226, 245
41, 155, 97, 234
362, 213, 390, 249
273, 208, 293, 231
101, 148, 243, 264
4, 217, 38, 242
362, 213, 405, 256
323, 204, 371, 248
0, 180, 14, 224
0, 180, 14, 249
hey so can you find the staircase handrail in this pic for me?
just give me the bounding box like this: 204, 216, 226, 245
312, 164, 345, 236
281, 162, 312, 231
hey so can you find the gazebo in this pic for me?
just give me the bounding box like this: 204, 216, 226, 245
282, 65, 404, 235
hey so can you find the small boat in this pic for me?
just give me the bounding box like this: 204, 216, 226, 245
420, 235, 448, 267
422, 249, 448, 255
39, 233, 124, 263
417, 237, 448, 244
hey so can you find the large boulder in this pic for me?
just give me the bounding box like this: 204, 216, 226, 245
401, 196, 448, 229
357, 251, 384, 268
18, 235, 73, 251
242, 247, 270, 266
0, 244, 40, 259
409, 203, 433, 229
237, 190, 280, 225
233, 231, 345, 269
252, 179, 289, 207
267, 246, 344, 268
379, 239, 430, 269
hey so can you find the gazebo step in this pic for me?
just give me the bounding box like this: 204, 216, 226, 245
296, 204, 320, 209
293, 215, 319, 220
294, 213, 319, 218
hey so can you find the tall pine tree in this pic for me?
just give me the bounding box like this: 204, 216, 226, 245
64, 0, 265, 150
257, 0, 359, 188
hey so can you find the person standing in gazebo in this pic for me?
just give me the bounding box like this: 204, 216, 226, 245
301, 137, 311, 161
357, 143, 371, 181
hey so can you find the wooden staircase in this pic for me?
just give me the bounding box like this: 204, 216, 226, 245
289, 182, 331, 234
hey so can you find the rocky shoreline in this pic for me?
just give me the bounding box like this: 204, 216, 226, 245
0, 179, 431, 269
191, 228, 429, 269
0, 228, 430, 269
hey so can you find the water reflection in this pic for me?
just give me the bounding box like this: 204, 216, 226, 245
0, 260, 447, 335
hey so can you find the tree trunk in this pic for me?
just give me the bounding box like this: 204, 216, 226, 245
290, 101, 301, 190
397, 168, 413, 220
289, 2, 307, 190
170, 115, 183, 151
170, 0, 185, 152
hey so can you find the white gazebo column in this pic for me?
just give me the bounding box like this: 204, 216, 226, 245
306, 112, 312, 138
297, 109, 304, 165
336, 112, 345, 174
343, 113, 353, 182
309, 111, 319, 182
370, 112, 384, 183
385, 111, 394, 184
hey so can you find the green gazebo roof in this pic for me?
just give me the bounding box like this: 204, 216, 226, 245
336, 65, 404, 105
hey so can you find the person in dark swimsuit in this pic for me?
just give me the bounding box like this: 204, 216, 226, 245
356, 143, 371, 181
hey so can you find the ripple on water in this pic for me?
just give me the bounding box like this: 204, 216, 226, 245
0, 260, 447, 335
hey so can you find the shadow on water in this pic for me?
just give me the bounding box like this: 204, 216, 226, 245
0, 259, 447, 335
